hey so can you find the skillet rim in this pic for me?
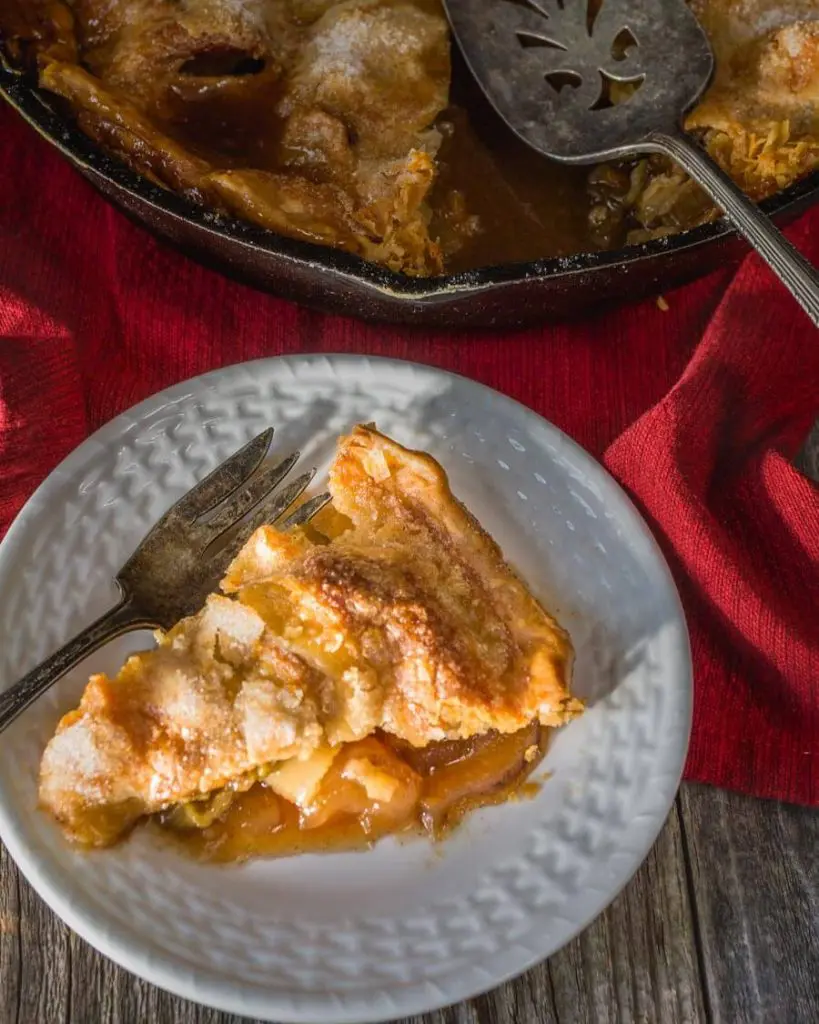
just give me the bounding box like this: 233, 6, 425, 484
2, 58, 818, 303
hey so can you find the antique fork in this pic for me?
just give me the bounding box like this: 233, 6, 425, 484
0, 429, 330, 735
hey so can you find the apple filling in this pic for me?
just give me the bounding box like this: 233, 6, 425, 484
157, 722, 545, 862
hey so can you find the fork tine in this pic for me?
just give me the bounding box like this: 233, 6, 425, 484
206, 469, 316, 554
198, 451, 300, 536
280, 492, 331, 530
174, 429, 274, 520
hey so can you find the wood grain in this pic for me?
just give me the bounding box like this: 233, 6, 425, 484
546, 802, 704, 1024
0, 839, 70, 1024
0, 843, 20, 1024
679, 786, 819, 1024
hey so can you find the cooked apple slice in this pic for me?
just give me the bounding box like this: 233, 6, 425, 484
302, 737, 421, 833
418, 722, 541, 834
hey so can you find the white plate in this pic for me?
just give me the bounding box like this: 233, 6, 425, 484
0, 355, 691, 1023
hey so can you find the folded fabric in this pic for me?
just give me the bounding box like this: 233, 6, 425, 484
1, 102, 817, 804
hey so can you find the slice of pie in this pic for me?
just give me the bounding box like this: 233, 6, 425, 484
39, 426, 581, 857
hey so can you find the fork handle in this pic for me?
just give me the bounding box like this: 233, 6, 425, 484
647, 129, 819, 328
0, 600, 155, 735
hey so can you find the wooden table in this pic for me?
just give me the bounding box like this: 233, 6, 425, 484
2, 428, 817, 1024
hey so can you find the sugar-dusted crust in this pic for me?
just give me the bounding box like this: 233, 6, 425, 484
39, 426, 580, 846
322, 426, 578, 741
686, 1, 819, 196
2, 0, 448, 275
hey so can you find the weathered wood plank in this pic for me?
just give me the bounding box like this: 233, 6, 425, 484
17, 869, 70, 1024
546, 801, 704, 1024
0, 842, 20, 1024
679, 785, 819, 1024
69, 932, 164, 1024
0, 840, 70, 1024
467, 961, 559, 1024
68, 934, 268, 1024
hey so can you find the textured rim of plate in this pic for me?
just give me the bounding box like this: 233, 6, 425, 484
0, 354, 692, 1023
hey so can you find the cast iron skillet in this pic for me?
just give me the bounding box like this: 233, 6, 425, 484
2, 59, 818, 327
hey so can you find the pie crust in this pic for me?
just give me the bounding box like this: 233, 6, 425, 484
39, 426, 581, 855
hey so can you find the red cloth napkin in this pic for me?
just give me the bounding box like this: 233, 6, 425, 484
1, 102, 817, 805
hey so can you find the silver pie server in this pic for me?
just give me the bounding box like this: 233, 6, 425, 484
442, 0, 819, 326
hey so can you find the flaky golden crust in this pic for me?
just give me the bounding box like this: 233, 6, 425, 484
39, 426, 580, 847
621, 1, 819, 243
40, 62, 219, 198
326, 427, 577, 740
1, 0, 448, 275
687, 9, 819, 198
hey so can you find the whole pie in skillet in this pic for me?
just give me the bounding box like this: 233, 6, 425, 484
1, 0, 817, 272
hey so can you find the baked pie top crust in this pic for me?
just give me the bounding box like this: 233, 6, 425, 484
39, 426, 580, 848
3, 0, 451, 273
1, 0, 816, 270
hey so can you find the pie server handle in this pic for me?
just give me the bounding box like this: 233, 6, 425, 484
648, 129, 819, 328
